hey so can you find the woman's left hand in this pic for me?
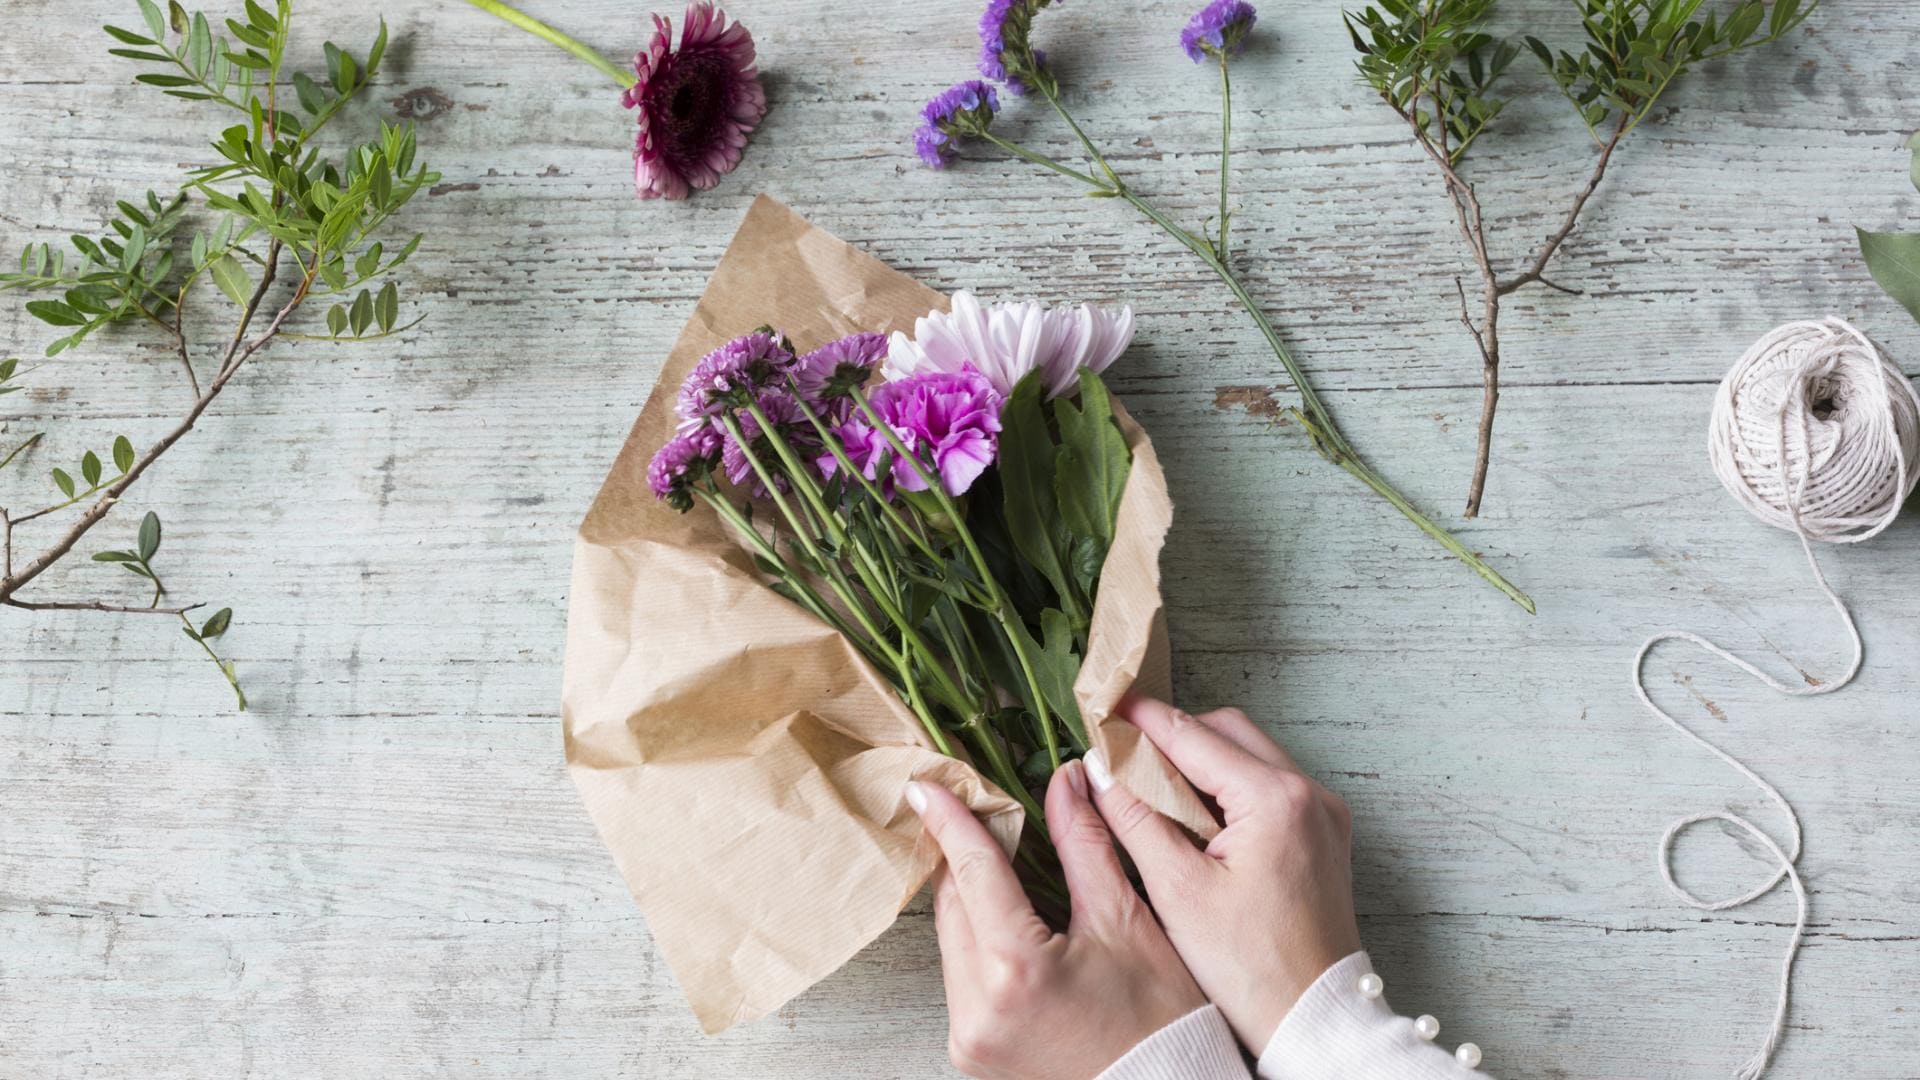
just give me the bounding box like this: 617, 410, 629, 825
909, 761, 1207, 1079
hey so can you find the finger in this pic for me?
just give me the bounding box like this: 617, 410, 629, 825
1191, 706, 1299, 771
930, 864, 977, 1008
1116, 695, 1267, 796
906, 779, 1049, 950
1083, 748, 1210, 885
1043, 761, 1136, 932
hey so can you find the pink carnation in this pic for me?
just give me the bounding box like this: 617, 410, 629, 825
832, 368, 1002, 496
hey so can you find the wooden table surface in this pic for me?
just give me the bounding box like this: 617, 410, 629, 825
5, 1, 1919, 1076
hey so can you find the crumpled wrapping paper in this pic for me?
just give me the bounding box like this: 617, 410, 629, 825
562, 195, 1213, 1033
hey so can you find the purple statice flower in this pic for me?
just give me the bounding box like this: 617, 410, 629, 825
790, 332, 887, 415
720, 389, 810, 489
675, 331, 796, 427
914, 80, 1001, 169
834, 368, 1002, 496
648, 427, 720, 511
980, 0, 1041, 94
1180, 0, 1257, 62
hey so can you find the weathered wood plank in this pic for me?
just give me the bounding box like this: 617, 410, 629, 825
5, 0, 1920, 1077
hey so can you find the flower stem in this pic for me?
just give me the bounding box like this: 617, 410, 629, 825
999, 96, 1537, 614
846, 386, 1067, 771
1217, 55, 1232, 260
459, 0, 637, 89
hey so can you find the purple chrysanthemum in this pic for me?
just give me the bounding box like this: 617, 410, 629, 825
621, 2, 767, 200
720, 389, 811, 489
1180, 0, 1257, 62
914, 80, 1000, 169
675, 331, 796, 426
648, 428, 720, 510
790, 332, 887, 412
979, 0, 1054, 94
833, 368, 1002, 496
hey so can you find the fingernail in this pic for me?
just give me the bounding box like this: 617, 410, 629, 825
1084, 748, 1115, 793
904, 780, 929, 815
1062, 759, 1089, 797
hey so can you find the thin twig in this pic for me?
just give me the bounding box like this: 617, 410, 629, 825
4, 596, 204, 616
0, 241, 288, 605
1499, 112, 1629, 296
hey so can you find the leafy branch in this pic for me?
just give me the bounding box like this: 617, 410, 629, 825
1347, 0, 1817, 517
0, 0, 437, 708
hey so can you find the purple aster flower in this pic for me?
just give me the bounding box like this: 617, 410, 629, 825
979, 0, 1057, 94
790, 332, 887, 414
647, 428, 720, 511
1180, 0, 1257, 62
835, 368, 1002, 496
914, 80, 1000, 169
675, 330, 796, 426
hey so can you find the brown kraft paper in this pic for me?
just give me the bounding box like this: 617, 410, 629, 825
562, 194, 1214, 1034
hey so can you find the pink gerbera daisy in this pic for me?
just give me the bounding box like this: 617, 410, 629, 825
621, 3, 767, 200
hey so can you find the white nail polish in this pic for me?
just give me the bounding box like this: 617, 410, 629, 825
1084, 749, 1115, 792
904, 781, 928, 814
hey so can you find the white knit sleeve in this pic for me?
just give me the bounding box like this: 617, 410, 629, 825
1096, 1004, 1252, 1080
1256, 952, 1493, 1080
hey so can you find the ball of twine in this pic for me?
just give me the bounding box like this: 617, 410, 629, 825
1708, 317, 1920, 543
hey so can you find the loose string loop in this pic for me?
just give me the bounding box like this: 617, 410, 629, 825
1633, 317, 1918, 1079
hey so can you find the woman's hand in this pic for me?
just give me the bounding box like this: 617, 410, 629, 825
1085, 696, 1361, 1053
909, 760, 1208, 1079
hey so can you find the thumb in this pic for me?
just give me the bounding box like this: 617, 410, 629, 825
1084, 748, 1209, 889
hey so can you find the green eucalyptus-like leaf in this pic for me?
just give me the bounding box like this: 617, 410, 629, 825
200, 607, 233, 639
52, 467, 76, 498
82, 450, 102, 487
113, 434, 135, 473
1859, 227, 1920, 327
209, 252, 250, 306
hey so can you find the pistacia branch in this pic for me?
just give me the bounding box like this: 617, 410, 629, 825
1347, 0, 1819, 518
0, 0, 437, 708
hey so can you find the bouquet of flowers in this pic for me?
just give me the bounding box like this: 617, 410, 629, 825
646, 295, 1136, 915
563, 196, 1211, 1032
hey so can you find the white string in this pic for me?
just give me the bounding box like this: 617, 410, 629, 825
1633, 317, 1919, 1080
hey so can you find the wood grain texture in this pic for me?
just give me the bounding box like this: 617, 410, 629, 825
4, 0, 1920, 1076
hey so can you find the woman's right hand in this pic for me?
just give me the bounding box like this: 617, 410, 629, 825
1085, 695, 1363, 1053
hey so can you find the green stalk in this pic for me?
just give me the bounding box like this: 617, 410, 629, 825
1217, 54, 1233, 260
846, 386, 1066, 771
1004, 94, 1536, 614
718, 416, 958, 756
742, 401, 982, 721
459, 0, 637, 89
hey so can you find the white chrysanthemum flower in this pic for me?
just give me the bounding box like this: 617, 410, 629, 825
883, 290, 1134, 399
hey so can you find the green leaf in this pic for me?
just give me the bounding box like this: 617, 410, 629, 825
327, 304, 348, 337
138, 0, 167, 41
375, 281, 397, 331
200, 607, 233, 639
187, 11, 212, 75
104, 24, 157, 46
26, 300, 86, 327
367, 17, 389, 73
998, 371, 1076, 607
113, 434, 135, 473
209, 252, 250, 306
293, 71, 326, 113
134, 73, 197, 87
1859, 227, 1920, 327
81, 450, 102, 487
52, 468, 76, 498
1907, 130, 1920, 194
349, 289, 372, 335
168, 0, 188, 34
245, 0, 277, 32
138, 510, 162, 561
93, 550, 139, 563
1051, 369, 1132, 552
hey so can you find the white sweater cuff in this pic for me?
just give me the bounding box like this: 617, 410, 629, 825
1256, 952, 1490, 1079
1097, 1004, 1251, 1080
